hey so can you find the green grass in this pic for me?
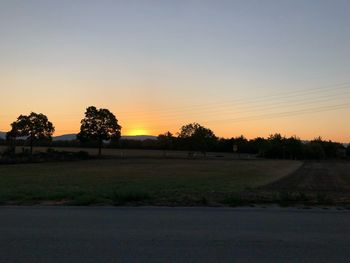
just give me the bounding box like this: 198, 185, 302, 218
0, 158, 302, 205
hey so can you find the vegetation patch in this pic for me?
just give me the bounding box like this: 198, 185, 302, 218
111, 190, 152, 205
275, 191, 310, 206
0, 156, 349, 207
0, 149, 91, 164
0, 158, 301, 206
222, 193, 246, 206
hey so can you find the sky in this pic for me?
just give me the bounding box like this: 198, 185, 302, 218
1, 0, 350, 142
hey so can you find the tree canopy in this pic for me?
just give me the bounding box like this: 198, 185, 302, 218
157, 131, 174, 156
2, 106, 347, 161
178, 123, 217, 153
7, 112, 55, 154
78, 106, 121, 155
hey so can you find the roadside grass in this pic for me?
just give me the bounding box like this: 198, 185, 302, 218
220, 191, 338, 207
0, 158, 301, 205
334, 162, 350, 186
274, 191, 335, 206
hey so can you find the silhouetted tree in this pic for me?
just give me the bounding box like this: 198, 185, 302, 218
304, 137, 326, 160
323, 140, 344, 159
231, 135, 251, 154
250, 137, 268, 157
7, 112, 55, 155
284, 136, 303, 159
158, 131, 174, 157
178, 123, 217, 155
307, 137, 345, 159
262, 134, 304, 159
347, 145, 350, 157
264, 133, 285, 159
78, 106, 121, 155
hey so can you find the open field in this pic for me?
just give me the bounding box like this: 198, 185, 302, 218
263, 162, 350, 192
0, 146, 255, 159
1, 147, 350, 206
0, 158, 301, 205
250, 161, 350, 205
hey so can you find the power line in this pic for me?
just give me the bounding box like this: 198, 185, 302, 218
207, 103, 350, 124
118, 81, 350, 116
31, 81, 350, 119
132, 102, 350, 133
123, 89, 350, 122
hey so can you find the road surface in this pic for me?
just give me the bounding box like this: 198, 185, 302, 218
0, 207, 349, 263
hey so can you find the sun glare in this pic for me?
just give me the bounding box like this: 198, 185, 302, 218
127, 129, 149, 136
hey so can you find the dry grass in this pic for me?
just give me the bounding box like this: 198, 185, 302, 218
0, 146, 256, 159
0, 158, 301, 205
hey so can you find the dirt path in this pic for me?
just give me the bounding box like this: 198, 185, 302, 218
262, 162, 350, 192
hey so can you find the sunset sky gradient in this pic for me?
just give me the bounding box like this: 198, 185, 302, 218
1, 0, 350, 141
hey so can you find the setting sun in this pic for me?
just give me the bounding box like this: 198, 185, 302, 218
126, 128, 150, 136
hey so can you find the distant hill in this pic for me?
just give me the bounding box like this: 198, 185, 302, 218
121, 135, 157, 141
53, 134, 77, 141
0, 132, 5, 139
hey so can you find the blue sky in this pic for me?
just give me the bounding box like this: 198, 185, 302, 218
1, 0, 350, 140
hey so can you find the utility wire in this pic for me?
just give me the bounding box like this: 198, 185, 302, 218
123, 90, 350, 122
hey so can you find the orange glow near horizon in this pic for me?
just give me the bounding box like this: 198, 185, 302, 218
1, 108, 350, 143
125, 128, 150, 136
1, 1, 350, 143
1, 73, 350, 142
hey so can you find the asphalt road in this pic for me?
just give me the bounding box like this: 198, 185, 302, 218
0, 207, 349, 263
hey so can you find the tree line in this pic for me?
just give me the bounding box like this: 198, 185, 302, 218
156, 132, 348, 160
1, 106, 349, 159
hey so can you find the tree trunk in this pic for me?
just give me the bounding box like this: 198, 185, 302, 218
30, 136, 33, 155
98, 139, 102, 156
13, 138, 16, 155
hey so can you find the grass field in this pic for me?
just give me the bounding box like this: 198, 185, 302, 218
255, 161, 350, 206
0, 145, 255, 159
0, 158, 301, 205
